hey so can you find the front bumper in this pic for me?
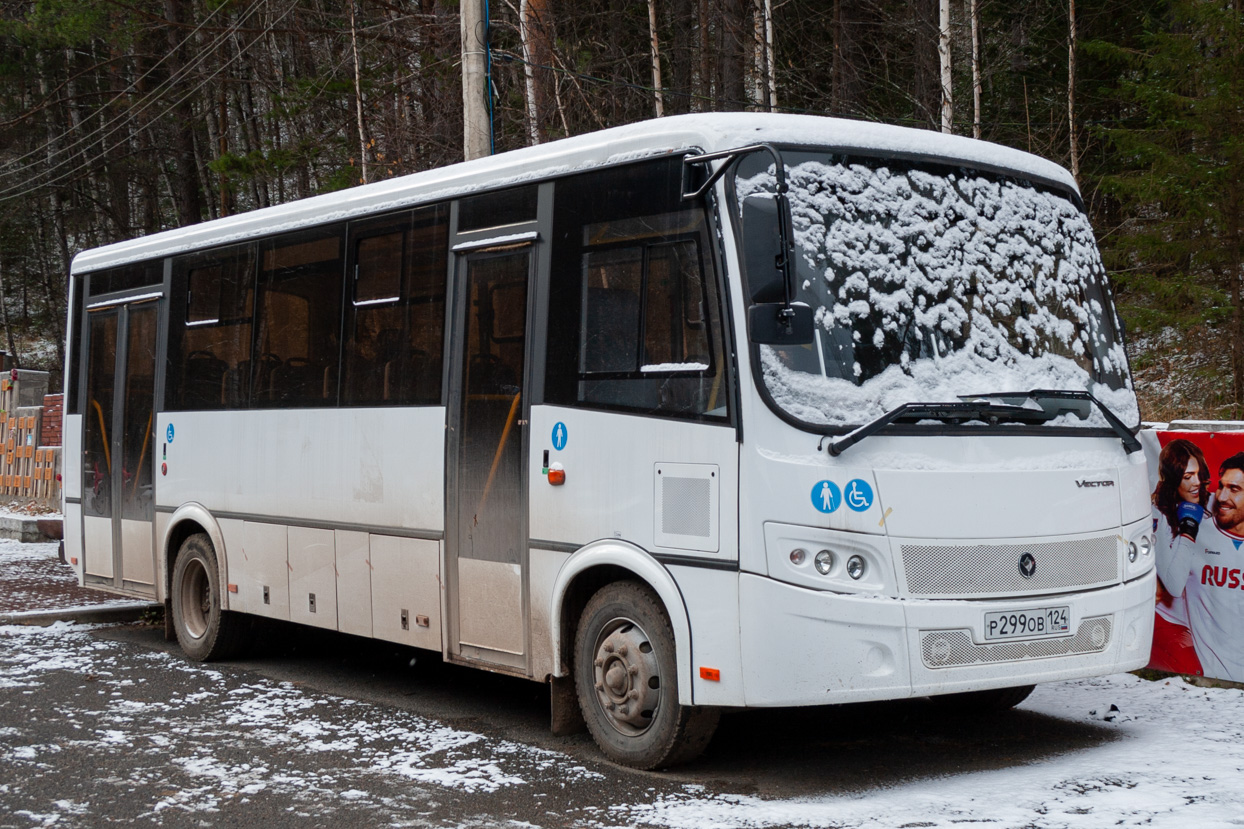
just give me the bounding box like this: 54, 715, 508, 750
737, 569, 1155, 707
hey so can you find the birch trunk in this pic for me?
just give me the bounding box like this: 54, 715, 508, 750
521, 0, 542, 140
939, 0, 952, 133
971, 0, 981, 139
1068, 0, 1079, 181
350, 0, 370, 183
764, 0, 776, 111
648, 0, 665, 117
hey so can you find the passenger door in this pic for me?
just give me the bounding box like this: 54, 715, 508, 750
446, 242, 534, 671
82, 298, 159, 595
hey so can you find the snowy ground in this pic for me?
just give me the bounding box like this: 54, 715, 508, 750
1, 618, 1242, 828
0, 540, 137, 616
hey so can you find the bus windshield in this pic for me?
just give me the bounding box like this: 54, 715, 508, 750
732, 150, 1139, 431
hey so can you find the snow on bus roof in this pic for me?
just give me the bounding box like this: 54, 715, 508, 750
71, 113, 1078, 275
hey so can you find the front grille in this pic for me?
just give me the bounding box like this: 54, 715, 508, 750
921, 616, 1112, 668
901, 536, 1119, 597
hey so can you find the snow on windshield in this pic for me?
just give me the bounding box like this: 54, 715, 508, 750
736, 154, 1138, 429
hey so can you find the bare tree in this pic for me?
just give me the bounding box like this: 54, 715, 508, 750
1068, 0, 1079, 180
648, 0, 666, 117
971, 0, 981, 139
939, 0, 952, 133
350, 0, 370, 182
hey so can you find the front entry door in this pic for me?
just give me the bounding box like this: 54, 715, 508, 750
447, 245, 532, 670
82, 299, 159, 595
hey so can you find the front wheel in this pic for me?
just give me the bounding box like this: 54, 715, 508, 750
170, 533, 243, 661
573, 581, 718, 769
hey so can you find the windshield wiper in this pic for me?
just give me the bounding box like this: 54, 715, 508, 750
957, 389, 1141, 453
825, 400, 1054, 457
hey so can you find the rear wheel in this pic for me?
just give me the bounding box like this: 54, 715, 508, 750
929, 684, 1036, 713
574, 581, 718, 769
170, 533, 243, 661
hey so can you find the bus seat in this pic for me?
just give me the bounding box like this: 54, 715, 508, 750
383, 349, 431, 402
182, 350, 228, 408
271, 357, 324, 403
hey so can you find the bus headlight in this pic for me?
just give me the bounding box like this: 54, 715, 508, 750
1127, 541, 1138, 563
1140, 535, 1153, 557
765, 522, 891, 594
814, 549, 834, 575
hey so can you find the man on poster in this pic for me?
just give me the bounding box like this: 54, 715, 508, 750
1162, 452, 1244, 682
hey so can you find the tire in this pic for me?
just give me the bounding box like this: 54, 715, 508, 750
170, 533, 244, 662
574, 581, 719, 769
929, 684, 1036, 714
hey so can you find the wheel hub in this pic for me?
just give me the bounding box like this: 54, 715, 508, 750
179, 558, 210, 640
592, 619, 660, 735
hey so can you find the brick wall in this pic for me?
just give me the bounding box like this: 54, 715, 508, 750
40, 393, 63, 447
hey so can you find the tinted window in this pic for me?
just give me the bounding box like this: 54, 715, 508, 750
458, 185, 538, 232
166, 244, 256, 410
343, 206, 448, 406
547, 158, 728, 420
253, 227, 345, 408
87, 261, 163, 296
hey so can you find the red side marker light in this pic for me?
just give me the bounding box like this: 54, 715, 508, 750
548, 465, 566, 485
227, 583, 238, 593
699, 667, 720, 682
70, 557, 78, 565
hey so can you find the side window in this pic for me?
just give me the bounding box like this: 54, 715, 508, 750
253, 227, 345, 407
87, 261, 162, 297
342, 205, 448, 406
166, 244, 256, 410
547, 158, 728, 420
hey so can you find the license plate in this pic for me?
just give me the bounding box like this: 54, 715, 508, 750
983, 606, 1070, 641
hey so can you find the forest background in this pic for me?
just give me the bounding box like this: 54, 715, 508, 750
0, 0, 1240, 421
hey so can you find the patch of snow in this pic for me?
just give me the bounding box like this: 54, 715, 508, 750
737, 155, 1138, 429
609, 673, 1244, 829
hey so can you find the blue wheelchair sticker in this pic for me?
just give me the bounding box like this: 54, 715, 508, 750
845, 478, 874, 511
811, 480, 841, 514
166, 423, 175, 443
551, 421, 568, 451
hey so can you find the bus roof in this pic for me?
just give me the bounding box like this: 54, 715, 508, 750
71, 113, 1079, 275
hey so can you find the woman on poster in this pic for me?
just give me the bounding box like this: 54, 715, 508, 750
1149, 438, 1207, 674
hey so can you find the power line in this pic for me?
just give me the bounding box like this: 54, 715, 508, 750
0, 2, 286, 205
0, 1, 268, 201
0, 0, 230, 174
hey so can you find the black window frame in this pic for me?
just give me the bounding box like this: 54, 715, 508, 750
545, 155, 731, 423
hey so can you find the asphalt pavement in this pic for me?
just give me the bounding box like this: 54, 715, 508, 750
0, 536, 1175, 829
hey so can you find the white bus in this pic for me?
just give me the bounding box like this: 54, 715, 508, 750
63, 114, 1156, 769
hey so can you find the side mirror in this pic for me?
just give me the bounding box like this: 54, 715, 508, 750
749, 303, 814, 345
741, 194, 788, 303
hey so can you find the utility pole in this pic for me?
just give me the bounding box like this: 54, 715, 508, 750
461, 0, 490, 160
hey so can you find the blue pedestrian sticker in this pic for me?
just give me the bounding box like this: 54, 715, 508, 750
551, 421, 568, 451
845, 478, 874, 512
166, 423, 175, 443
811, 480, 841, 514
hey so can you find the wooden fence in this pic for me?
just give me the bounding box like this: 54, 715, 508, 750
0, 374, 62, 507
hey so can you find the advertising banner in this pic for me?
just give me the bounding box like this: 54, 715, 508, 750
1141, 426, 1244, 683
